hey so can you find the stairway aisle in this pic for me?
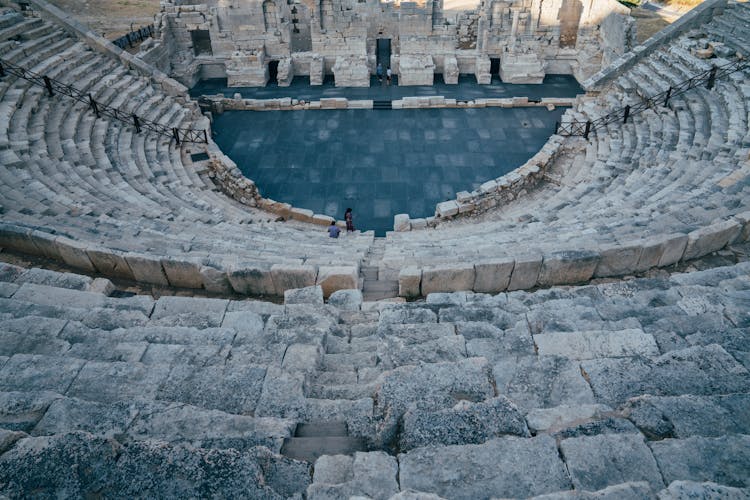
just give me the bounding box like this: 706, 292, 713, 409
361, 237, 398, 301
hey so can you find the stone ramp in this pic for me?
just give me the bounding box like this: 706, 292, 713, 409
1, 261, 750, 498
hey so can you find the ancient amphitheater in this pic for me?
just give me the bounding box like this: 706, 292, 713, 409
0, 0, 749, 497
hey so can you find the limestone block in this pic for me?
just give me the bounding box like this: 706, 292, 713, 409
227, 263, 276, 296
398, 435, 571, 499
659, 481, 750, 499
317, 265, 359, 298
499, 53, 545, 84
399, 267, 422, 298
507, 253, 542, 291
161, 258, 204, 289
312, 214, 334, 226
328, 289, 363, 310
126, 253, 170, 286
87, 249, 135, 280
473, 258, 515, 293
443, 55, 459, 84
88, 278, 116, 296
29, 230, 62, 261
394, 214, 411, 232
475, 55, 491, 85
656, 233, 689, 267
0, 223, 38, 256
332, 56, 370, 87
595, 242, 643, 278
410, 218, 427, 230
277, 57, 293, 86
55, 236, 96, 272
733, 211, 750, 241
682, 220, 742, 261
284, 286, 324, 305
199, 265, 233, 294
560, 433, 664, 491
282, 343, 324, 372
533, 329, 659, 360
398, 54, 435, 86
538, 250, 600, 287
436, 200, 459, 218
525, 404, 614, 434
310, 55, 324, 85
421, 264, 475, 295
271, 264, 318, 294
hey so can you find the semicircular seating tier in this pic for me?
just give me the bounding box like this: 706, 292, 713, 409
0, 261, 749, 497
0, 6, 372, 297
384, 1, 750, 294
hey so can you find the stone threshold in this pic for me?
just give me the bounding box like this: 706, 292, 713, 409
200, 94, 578, 112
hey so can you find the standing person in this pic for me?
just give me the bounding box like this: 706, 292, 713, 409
376, 63, 383, 84
345, 208, 355, 233
328, 220, 341, 238
386, 67, 392, 86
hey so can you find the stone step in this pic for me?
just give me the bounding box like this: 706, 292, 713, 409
362, 280, 399, 301
280, 436, 367, 462
294, 421, 348, 437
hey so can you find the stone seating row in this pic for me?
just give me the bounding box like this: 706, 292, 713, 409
0, 261, 749, 497
0, 6, 373, 296
382, 2, 750, 295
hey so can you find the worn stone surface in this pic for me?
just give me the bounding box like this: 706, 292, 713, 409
400, 396, 529, 450
493, 355, 595, 411
650, 435, 750, 488
533, 329, 659, 360
399, 435, 572, 499
582, 345, 750, 406
560, 433, 665, 491
421, 265, 475, 295
284, 285, 324, 305
317, 266, 358, 298
327, 289, 362, 310
538, 250, 600, 287
657, 480, 750, 499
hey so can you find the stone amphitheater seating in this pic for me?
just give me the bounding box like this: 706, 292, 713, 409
0, 261, 749, 497
386, 1, 750, 296
0, 5, 372, 297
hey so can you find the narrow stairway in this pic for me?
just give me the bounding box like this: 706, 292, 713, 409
361, 237, 398, 301
280, 421, 367, 462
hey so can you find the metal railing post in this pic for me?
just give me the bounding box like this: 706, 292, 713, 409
706, 65, 717, 90
89, 94, 99, 118
555, 121, 560, 134
584, 120, 591, 139
664, 87, 672, 107
0, 61, 4, 77
133, 114, 141, 133
126, 32, 133, 48
623, 105, 630, 124
43, 75, 54, 96
172, 128, 180, 144
203, 130, 208, 144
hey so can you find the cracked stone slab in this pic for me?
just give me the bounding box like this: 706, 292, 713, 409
32, 397, 139, 437
650, 435, 750, 488
492, 355, 595, 412
398, 435, 572, 499
66, 361, 170, 404
560, 433, 665, 491
150, 295, 228, 328
0, 390, 63, 432
156, 363, 266, 415
0, 354, 85, 394
581, 344, 750, 406
308, 451, 398, 500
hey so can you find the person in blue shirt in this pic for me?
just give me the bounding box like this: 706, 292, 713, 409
328, 220, 341, 238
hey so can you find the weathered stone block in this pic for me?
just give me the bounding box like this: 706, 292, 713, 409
126, 254, 170, 286
538, 250, 600, 286
394, 214, 411, 232
595, 242, 643, 278
473, 258, 515, 293
328, 289, 363, 310
683, 220, 742, 261
271, 264, 317, 294
227, 263, 276, 296
421, 264, 475, 295
284, 285, 324, 305
399, 267, 422, 298
507, 253, 542, 291
161, 258, 204, 289
317, 265, 359, 298
87, 249, 135, 280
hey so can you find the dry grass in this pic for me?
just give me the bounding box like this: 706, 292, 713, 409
661, 0, 704, 10
630, 7, 671, 43
44, 0, 160, 38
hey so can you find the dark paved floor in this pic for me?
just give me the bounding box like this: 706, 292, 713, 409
212, 106, 567, 235
191, 74, 584, 101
